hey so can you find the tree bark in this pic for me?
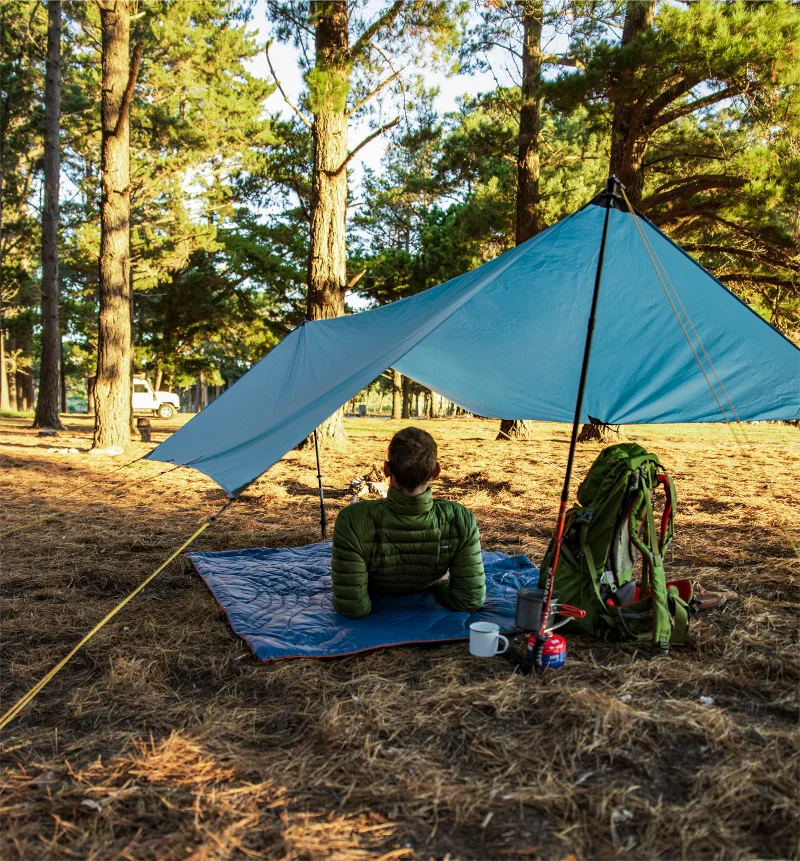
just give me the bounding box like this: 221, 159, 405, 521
6, 355, 15, 409
391, 368, 402, 419
401, 375, 411, 419
60, 342, 67, 412
577, 417, 626, 443
497, 418, 534, 441
33, 0, 64, 430
608, 0, 656, 207
499, 3, 543, 443
0, 322, 9, 411
92, 3, 141, 449
6, 335, 17, 410
305, 0, 350, 443
515, 0, 543, 245
17, 368, 34, 410
197, 368, 207, 411
15, 326, 35, 410
578, 0, 654, 442
0, 15, 9, 412
86, 376, 94, 413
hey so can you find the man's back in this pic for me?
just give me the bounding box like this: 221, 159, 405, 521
332, 486, 485, 618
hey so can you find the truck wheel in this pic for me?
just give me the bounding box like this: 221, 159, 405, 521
157, 404, 175, 420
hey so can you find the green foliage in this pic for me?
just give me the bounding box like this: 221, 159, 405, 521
57, 0, 289, 393
0, 3, 46, 326
560, 0, 800, 336
5, 0, 799, 410
268, 0, 468, 118
306, 66, 350, 114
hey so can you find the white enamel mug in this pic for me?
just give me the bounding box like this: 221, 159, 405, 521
469, 621, 509, 657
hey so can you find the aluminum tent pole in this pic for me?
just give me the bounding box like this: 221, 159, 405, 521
313, 428, 328, 540
533, 175, 621, 672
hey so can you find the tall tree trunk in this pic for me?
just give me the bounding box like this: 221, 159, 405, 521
197, 368, 207, 411
305, 0, 349, 443
577, 417, 626, 443
92, 3, 141, 450
86, 377, 95, 414
17, 368, 34, 410
16, 326, 34, 409
515, 0, 543, 246
578, 0, 655, 443
401, 375, 411, 420
391, 368, 402, 419
0, 14, 9, 412
33, 0, 64, 430
128, 268, 136, 435
0, 322, 9, 411
7, 335, 17, 410
60, 342, 66, 412
608, 0, 656, 207
498, 2, 543, 444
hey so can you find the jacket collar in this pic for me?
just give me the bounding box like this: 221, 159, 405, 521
386, 486, 433, 514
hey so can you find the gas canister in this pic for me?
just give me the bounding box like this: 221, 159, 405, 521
541, 634, 567, 669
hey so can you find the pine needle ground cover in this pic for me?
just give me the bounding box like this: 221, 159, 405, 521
1, 415, 798, 860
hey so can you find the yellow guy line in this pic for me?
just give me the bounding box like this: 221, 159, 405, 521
0, 500, 232, 733
0, 512, 62, 539
619, 186, 799, 559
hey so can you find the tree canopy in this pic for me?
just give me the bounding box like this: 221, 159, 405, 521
0, 0, 797, 420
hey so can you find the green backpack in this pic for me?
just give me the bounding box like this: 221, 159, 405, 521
538, 443, 694, 653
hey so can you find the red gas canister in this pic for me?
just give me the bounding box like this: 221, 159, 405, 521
541, 634, 567, 669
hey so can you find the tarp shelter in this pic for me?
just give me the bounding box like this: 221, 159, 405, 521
146, 191, 800, 496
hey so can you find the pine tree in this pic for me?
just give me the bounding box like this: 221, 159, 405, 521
60, 1, 273, 422
460, 0, 619, 439
33, 0, 64, 430
545, 0, 800, 343
265, 0, 465, 441
92, 0, 141, 449
579, 0, 650, 443
0, 1, 44, 413
499, 1, 545, 442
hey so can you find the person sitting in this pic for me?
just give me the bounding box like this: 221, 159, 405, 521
331, 426, 486, 619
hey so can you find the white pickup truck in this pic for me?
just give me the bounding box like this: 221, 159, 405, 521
132, 378, 180, 420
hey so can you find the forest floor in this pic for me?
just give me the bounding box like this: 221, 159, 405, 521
0, 414, 798, 861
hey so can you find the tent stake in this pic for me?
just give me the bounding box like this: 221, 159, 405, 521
533, 176, 620, 673
313, 428, 328, 540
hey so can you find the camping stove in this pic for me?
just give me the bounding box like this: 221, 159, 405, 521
525, 632, 567, 671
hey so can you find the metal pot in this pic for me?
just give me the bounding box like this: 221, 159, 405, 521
515, 587, 587, 633
515, 588, 559, 631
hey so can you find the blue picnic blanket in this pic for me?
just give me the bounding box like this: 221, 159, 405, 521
188, 542, 539, 661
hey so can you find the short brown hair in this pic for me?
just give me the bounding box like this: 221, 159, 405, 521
387, 427, 438, 491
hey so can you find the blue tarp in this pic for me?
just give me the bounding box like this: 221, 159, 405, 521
188, 543, 539, 661
147, 197, 800, 495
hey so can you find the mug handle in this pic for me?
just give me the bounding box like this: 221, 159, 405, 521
495, 635, 509, 655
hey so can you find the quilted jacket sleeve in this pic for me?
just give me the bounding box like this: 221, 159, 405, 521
435, 507, 486, 612
331, 507, 372, 619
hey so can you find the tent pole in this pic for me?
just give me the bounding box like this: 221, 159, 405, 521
533, 176, 620, 673
313, 428, 328, 540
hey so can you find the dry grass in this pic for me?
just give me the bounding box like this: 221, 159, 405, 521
1, 414, 798, 860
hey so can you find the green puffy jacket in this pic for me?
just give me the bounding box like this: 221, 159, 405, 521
331, 486, 486, 619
